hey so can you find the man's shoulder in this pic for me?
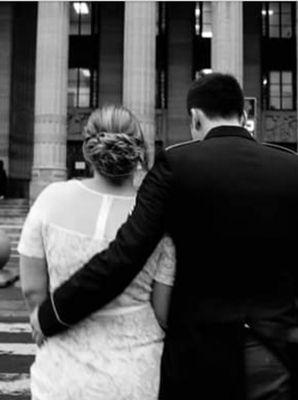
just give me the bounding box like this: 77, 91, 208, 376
165, 139, 201, 155
261, 142, 297, 157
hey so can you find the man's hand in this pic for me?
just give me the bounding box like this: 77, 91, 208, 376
30, 307, 46, 347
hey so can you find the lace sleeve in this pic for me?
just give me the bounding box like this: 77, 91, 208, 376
17, 184, 55, 259
154, 236, 176, 286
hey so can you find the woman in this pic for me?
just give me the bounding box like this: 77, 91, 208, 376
18, 105, 175, 400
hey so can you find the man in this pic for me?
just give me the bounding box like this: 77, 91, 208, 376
32, 73, 298, 399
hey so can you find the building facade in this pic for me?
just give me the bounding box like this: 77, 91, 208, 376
0, 1, 297, 201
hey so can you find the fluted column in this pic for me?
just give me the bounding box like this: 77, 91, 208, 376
0, 4, 12, 174
30, 2, 69, 201
211, 2, 243, 86
123, 2, 157, 167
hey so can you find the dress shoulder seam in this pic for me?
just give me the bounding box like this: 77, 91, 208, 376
165, 138, 199, 152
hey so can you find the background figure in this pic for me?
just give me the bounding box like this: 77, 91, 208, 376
0, 160, 7, 199
19, 105, 175, 399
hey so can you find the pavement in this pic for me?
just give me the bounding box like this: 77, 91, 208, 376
0, 278, 34, 399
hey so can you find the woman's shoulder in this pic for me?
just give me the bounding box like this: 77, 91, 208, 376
33, 180, 79, 208
37, 180, 70, 198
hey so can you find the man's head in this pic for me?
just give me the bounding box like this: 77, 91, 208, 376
186, 73, 245, 140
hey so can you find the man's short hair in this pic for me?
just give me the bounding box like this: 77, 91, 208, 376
186, 72, 244, 120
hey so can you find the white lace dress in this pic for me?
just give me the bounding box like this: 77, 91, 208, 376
18, 180, 175, 400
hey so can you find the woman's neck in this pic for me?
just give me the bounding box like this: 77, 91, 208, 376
82, 172, 136, 197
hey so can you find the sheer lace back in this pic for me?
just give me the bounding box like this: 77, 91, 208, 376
19, 179, 175, 308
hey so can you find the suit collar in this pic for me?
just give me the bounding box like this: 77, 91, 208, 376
204, 126, 256, 142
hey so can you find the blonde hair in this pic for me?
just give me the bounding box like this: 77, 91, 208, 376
83, 105, 148, 182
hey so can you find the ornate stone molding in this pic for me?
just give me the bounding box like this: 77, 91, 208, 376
67, 108, 91, 139
35, 114, 67, 125
262, 111, 297, 143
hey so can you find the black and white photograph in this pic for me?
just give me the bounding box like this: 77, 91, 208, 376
0, 1, 298, 399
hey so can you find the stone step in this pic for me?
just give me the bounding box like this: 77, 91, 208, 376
0, 201, 28, 205
0, 197, 28, 202
1, 227, 23, 244
0, 210, 28, 214
7, 252, 19, 258
0, 213, 27, 219
0, 205, 28, 209
0, 236, 22, 244
5, 260, 19, 271
5, 236, 22, 242
7, 243, 20, 252
7, 238, 20, 244
8, 259, 19, 269
8, 252, 19, 259
0, 211, 27, 217
6, 234, 22, 241
8, 240, 20, 247
0, 200, 28, 204
0, 218, 26, 225
4, 229, 22, 235
0, 205, 28, 208
2, 246, 20, 254
1, 225, 23, 231
0, 203, 28, 206
0, 214, 28, 220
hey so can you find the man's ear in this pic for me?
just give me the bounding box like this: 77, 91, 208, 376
190, 108, 205, 140
190, 108, 201, 130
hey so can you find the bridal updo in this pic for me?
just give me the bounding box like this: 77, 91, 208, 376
83, 105, 148, 183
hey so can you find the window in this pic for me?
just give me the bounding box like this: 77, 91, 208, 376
70, 2, 92, 35
261, 2, 296, 111
68, 2, 99, 108
193, 2, 212, 80
265, 71, 294, 110
195, 2, 212, 38
68, 68, 92, 108
262, 2, 294, 39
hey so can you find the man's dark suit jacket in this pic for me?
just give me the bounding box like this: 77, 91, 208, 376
38, 126, 298, 399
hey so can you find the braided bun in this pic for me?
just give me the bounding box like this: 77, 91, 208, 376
83, 105, 148, 182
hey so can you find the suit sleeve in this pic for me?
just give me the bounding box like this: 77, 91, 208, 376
38, 150, 174, 336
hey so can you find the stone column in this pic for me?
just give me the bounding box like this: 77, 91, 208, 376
123, 2, 157, 167
211, 2, 243, 86
0, 3, 13, 173
30, 2, 69, 201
